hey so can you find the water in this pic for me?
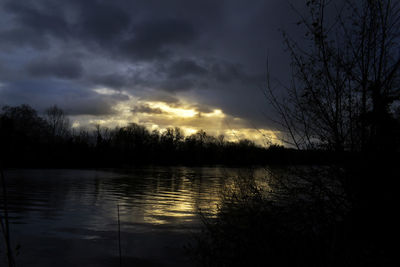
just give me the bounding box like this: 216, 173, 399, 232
1, 167, 262, 266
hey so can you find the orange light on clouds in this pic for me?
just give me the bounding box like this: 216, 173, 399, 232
70, 88, 282, 146
147, 102, 197, 118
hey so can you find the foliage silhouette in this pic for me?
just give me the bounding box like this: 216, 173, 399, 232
0, 104, 294, 167
266, 0, 400, 152
191, 0, 400, 266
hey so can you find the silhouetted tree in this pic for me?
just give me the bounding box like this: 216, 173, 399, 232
257, 1, 400, 265
0, 105, 48, 165
44, 105, 70, 140
267, 0, 400, 152
0, 104, 281, 166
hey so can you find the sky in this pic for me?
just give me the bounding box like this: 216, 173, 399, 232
0, 0, 305, 145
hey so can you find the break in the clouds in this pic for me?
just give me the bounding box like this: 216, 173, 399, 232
0, 0, 304, 144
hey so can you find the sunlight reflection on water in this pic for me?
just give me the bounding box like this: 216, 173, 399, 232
2, 167, 267, 266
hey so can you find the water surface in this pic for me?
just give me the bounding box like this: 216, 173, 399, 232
1, 167, 260, 266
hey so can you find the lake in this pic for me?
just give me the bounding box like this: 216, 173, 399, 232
1, 167, 265, 266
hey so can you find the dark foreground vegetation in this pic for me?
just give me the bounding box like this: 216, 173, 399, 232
190, 159, 399, 267
190, 0, 400, 266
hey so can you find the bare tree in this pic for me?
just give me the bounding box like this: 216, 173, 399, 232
266, 0, 400, 152
44, 105, 70, 139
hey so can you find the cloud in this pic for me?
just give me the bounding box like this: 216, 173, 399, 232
64, 97, 118, 116
209, 61, 258, 84
3, 1, 70, 39
0, 79, 127, 116
0, 0, 304, 141
191, 104, 213, 114
119, 18, 198, 61
157, 78, 195, 92
0, 28, 50, 50
25, 56, 84, 79
90, 73, 129, 89
139, 93, 180, 104
132, 104, 163, 114
166, 59, 208, 78
75, 1, 131, 43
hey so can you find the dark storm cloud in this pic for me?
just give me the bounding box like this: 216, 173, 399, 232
26, 57, 84, 79
119, 18, 198, 61
0, 0, 304, 126
0, 62, 6, 78
0, 0, 130, 51
157, 78, 195, 92
75, 1, 130, 43
90, 73, 129, 89
3, 1, 70, 38
0, 28, 50, 50
1, 0, 201, 59
0, 79, 125, 116
127, 57, 260, 95
210, 61, 258, 84
64, 98, 117, 116
167, 59, 208, 78
141, 93, 181, 105
132, 104, 163, 115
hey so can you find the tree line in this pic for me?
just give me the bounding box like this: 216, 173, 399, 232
0, 104, 290, 167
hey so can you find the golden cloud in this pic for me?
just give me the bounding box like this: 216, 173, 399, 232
71, 91, 281, 146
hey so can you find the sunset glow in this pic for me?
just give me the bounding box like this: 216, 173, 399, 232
69, 90, 281, 146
